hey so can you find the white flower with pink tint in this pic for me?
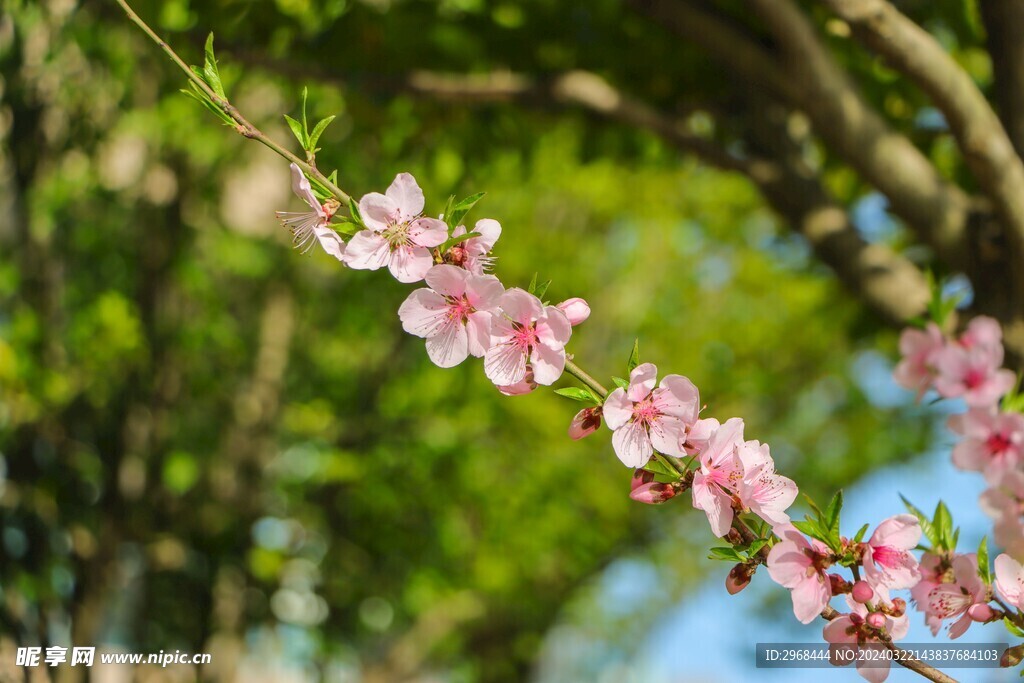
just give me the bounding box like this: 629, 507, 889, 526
446, 219, 501, 275
683, 417, 719, 455
736, 441, 797, 526
691, 418, 746, 536
767, 524, 832, 624
893, 322, 944, 399
484, 288, 571, 387
556, 298, 590, 326
824, 586, 909, 683
861, 515, 921, 589
276, 163, 347, 261
344, 173, 448, 283
925, 553, 988, 638
960, 316, 1003, 353
398, 265, 504, 368
603, 363, 700, 469
980, 471, 1024, 557
948, 408, 1024, 482
934, 342, 1015, 408
995, 553, 1024, 609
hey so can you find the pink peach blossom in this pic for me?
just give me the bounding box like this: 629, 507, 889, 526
767, 524, 832, 624
484, 288, 571, 387
691, 418, 746, 536
446, 219, 501, 275
398, 265, 504, 368
344, 173, 448, 283
556, 298, 590, 326
948, 408, 1024, 483
603, 363, 700, 469
736, 440, 797, 526
980, 471, 1024, 557
861, 514, 921, 589
683, 417, 719, 455
995, 553, 1024, 609
960, 316, 1003, 354
276, 163, 347, 261
893, 323, 944, 399
934, 342, 1015, 407
926, 553, 988, 638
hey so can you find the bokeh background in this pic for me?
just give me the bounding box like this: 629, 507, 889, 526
1, 0, 1016, 681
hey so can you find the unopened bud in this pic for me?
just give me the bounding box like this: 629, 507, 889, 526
629, 481, 677, 505
556, 298, 591, 326
726, 563, 754, 595
568, 407, 602, 440
1002, 643, 1024, 668
851, 581, 874, 604
829, 574, 852, 595
630, 469, 655, 491
866, 612, 886, 629
968, 603, 995, 622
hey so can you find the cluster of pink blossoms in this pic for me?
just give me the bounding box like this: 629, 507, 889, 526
279, 167, 589, 391
279, 165, 1024, 682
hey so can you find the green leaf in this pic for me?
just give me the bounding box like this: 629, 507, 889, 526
446, 192, 485, 229
203, 33, 226, 99
934, 500, 954, 550
554, 387, 597, 403
853, 523, 870, 544
441, 195, 456, 226
437, 231, 480, 254
901, 494, 938, 549
534, 279, 551, 301
627, 339, 640, 373
1005, 617, 1024, 638
978, 536, 991, 584
300, 86, 309, 136
746, 539, 768, 558
642, 459, 676, 478
708, 547, 745, 563
307, 115, 336, 153
284, 115, 307, 148
348, 198, 363, 226
802, 493, 824, 519
824, 490, 843, 535
182, 83, 233, 125
528, 273, 538, 295
330, 222, 361, 237
611, 376, 629, 390
792, 519, 826, 543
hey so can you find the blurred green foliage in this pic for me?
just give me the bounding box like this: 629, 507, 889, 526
0, 0, 947, 680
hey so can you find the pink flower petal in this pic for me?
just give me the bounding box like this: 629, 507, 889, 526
648, 415, 687, 458
389, 245, 434, 283
627, 362, 658, 402
537, 307, 572, 349
790, 574, 829, 624
602, 388, 633, 430
652, 374, 700, 422
869, 515, 921, 550
398, 289, 450, 338
424, 264, 469, 297
343, 230, 390, 270
358, 192, 399, 232
556, 297, 590, 326
313, 225, 346, 261
498, 288, 543, 326
465, 311, 493, 358
425, 319, 469, 368
409, 217, 448, 248
484, 341, 527, 386
288, 163, 324, 214
530, 342, 565, 385
469, 218, 501, 254
611, 419, 653, 468
465, 274, 504, 311
386, 172, 425, 220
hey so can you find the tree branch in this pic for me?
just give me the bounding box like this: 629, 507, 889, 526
815, 0, 1024, 293
979, 0, 1024, 160
737, 0, 973, 272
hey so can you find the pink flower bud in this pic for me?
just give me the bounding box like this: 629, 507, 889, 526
865, 612, 886, 629
726, 563, 753, 595
629, 481, 677, 505
630, 469, 655, 491
568, 407, 602, 440
851, 581, 874, 604
968, 603, 995, 622
556, 298, 590, 326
